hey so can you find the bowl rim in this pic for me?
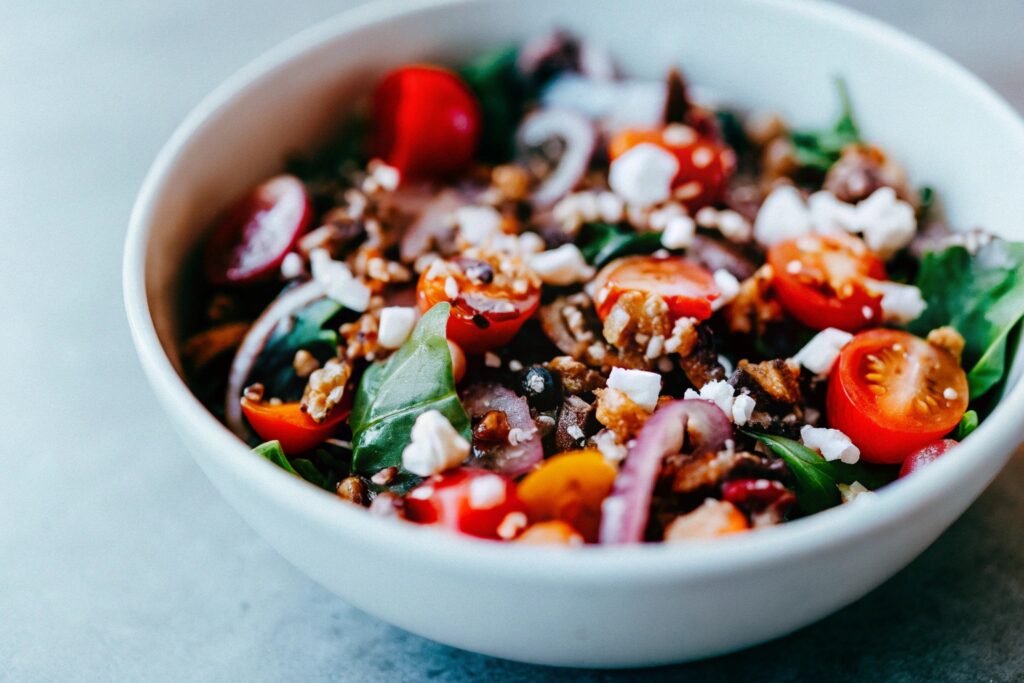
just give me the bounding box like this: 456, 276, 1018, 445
124, 0, 1024, 581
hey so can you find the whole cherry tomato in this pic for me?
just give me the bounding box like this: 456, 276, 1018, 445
417, 253, 541, 354
591, 255, 720, 322
767, 233, 886, 332
204, 174, 312, 286
404, 469, 527, 540
371, 65, 481, 179
241, 398, 349, 455
828, 329, 968, 464
898, 439, 958, 478
608, 125, 735, 211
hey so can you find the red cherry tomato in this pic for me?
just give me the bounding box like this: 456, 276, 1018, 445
241, 398, 349, 455
767, 233, 886, 332
592, 255, 720, 322
417, 254, 541, 354
608, 126, 735, 211
371, 65, 481, 179
898, 439, 958, 478
828, 329, 968, 464
204, 175, 312, 286
721, 478, 791, 507
404, 469, 527, 540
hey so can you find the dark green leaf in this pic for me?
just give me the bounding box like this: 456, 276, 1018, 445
251, 297, 343, 401
789, 77, 861, 173
292, 458, 331, 490
253, 440, 298, 475
576, 223, 665, 268
460, 45, 530, 163
908, 241, 1024, 399
350, 303, 471, 476
955, 410, 979, 440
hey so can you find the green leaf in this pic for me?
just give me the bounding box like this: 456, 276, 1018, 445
748, 432, 897, 513
789, 77, 861, 174
908, 241, 1024, 399
251, 297, 343, 401
955, 410, 979, 440
576, 223, 665, 268
460, 45, 530, 164
350, 303, 471, 475
292, 458, 331, 490
253, 440, 298, 475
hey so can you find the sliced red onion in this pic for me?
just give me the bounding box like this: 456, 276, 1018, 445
517, 108, 596, 208
599, 399, 733, 544
398, 188, 467, 262
224, 280, 325, 437
462, 383, 543, 477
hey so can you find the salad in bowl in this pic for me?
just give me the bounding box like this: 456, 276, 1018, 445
182, 30, 1024, 547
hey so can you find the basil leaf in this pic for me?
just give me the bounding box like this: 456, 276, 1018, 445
955, 410, 979, 440
350, 303, 471, 475
576, 223, 664, 268
253, 440, 298, 475
790, 78, 861, 174
908, 241, 1024, 399
461, 45, 529, 164
251, 298, 343, 401
749, 432, 896, 513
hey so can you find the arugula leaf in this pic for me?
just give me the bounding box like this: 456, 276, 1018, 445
790, 78, 861, 173
576, 223, 664, 268
350, 303, 471, 475
461, 45, 530, 163
251, 298, 343, 401
908, 241, 1024, 399
749, 432, 896, 513
955, 410, 979, 440
253, 440, 333, 489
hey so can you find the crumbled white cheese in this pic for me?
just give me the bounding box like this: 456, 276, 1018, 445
808, 190, 858, 235
401, 410, 470, 477
597, 191, 625, 223
516, 231, 546, 255
455, 205, 504, 245
609, 143, 679, 207
731, 393, 756, 427
310, 248, 371, 312
566, 424, 586, 442
791, 327, 854, 375
867, 279, 927, 324
444, 276, 459, 299
377, 306, 417, 350
370, 161, 401, 191
711, 269, 741, 311
607, 367, 662, 412
528, 244, 595, 285
508, 426, 535, 446
280, 252, 304, 279
717, 209, 753, 243
855, 187, 916, 258
468, 473, 507, 509
661, 215, 697, 250
838, 480, 876, 504
801, 425, 860, 464
754, 185, 812, 246
691, 379, 735, 415
592, 429, 628, 463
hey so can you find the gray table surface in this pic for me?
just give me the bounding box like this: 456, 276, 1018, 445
2, 1, 1023, 680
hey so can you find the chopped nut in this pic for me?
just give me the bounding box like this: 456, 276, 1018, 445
301, 359, 352, 423
600, 291, 671, 369
595, 387, 650, 440
664, 316, 699, 356
927, 326, 965, 363
473, 410, 511, 446
546, 356, 606, 394
336, 476, 370, 506
292, 349, 320, 378
371, 467, 397, 486
724, 265, 783, 336
243, 383, 265, 402
492, 164, 532, 201
824, 144, 909, 204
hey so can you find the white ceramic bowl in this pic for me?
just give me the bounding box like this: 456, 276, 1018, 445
124, 0, 1024, 667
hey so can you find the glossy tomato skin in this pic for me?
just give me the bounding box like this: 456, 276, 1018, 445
371, 65, 481, 179
592, 255, 720, 321
608, 126, 735, 211
241, 399, 349, 455
204, 175, 312, 285
898, 439, 958, 478
404, 469, 527, 540
417, 255, 540, 354
827, 329, 968, 464
767, 234, 886, 332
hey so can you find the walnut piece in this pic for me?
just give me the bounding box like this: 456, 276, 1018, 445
546, 356, 606, 394
301, 358, 352, 423
927, 326, 965, 363
594, 387, 650, 440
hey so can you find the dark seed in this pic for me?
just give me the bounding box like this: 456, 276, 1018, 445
472, 314, 490, 329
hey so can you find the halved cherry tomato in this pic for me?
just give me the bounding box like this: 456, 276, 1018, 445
241, 398, 350, 455
767, 233, 886, 332
404, 469, 527, 540
828, 329, 968, 464
608, 125, 735, 211
592, 255, 720, 322
204, 174, 312, 285
371, 65, 481, 179
898, 439, 958, 478
417, 254, 541, 354
517, 449, 617, 543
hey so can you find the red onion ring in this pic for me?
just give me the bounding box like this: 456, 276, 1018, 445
517, 108, 596, 208
461, 383, 543, 477
599, 399, 733, 544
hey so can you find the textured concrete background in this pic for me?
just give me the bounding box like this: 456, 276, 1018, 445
1, 1, 1022, 680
